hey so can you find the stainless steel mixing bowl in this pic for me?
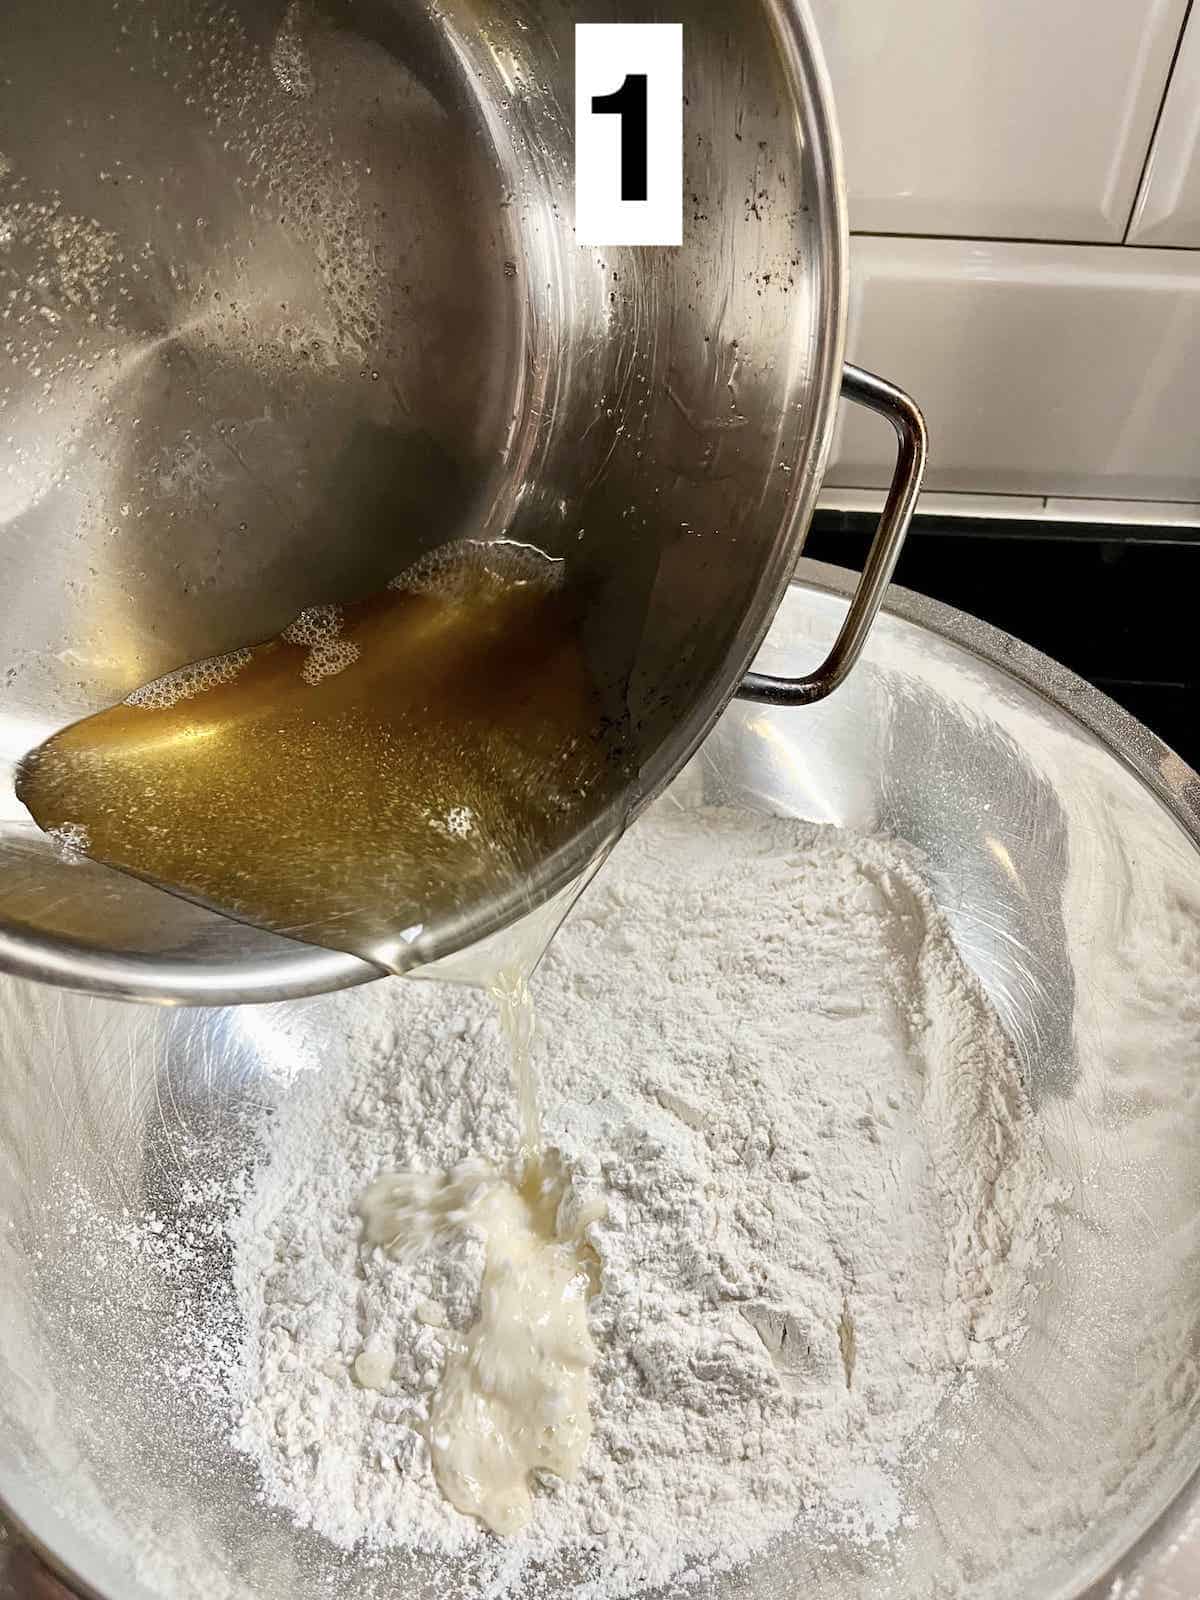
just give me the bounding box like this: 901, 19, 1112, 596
0, 0, 923, 1003
2, 563, 1200, 1599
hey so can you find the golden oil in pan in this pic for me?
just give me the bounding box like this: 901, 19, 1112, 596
16, 540, 624, 967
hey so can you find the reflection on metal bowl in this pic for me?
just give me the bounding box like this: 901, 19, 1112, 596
2, 565, 1199, 1599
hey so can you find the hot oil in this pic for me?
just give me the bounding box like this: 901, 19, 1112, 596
491, 965, 542, 1161
358, 896, 608, 1536
415, 852, 612, 1162
351, 818, 609, 1535
19, 536, 616, 1532
16, 539, 625, 972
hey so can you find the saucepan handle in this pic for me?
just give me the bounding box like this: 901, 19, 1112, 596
738, 363, 927, 706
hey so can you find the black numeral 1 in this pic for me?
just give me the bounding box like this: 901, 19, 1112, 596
591, 73, 648, 202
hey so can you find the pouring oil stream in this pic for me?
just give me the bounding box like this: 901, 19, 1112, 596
17, 536, 624, 1533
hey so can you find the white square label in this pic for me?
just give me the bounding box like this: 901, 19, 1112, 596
575, 23, 683, 247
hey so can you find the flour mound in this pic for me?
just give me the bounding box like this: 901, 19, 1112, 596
228, 801, 1061, 1596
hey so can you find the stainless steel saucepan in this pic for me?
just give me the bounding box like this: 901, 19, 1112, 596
0, 0, 924, 1003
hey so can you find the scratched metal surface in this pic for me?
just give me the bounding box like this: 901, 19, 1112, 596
2, 566, 1200, 1599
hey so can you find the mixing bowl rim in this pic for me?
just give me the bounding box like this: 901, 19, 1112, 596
794, 557, 1200, 842
759, 557, 1200, 1600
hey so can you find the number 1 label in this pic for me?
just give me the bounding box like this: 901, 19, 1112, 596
575, 24, 682, 247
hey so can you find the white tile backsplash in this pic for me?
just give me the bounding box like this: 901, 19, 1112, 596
817, 488, 1200, 526
829, 237, 1200, 502
807, 0, 1189, 242
1128, 5, 1200, 246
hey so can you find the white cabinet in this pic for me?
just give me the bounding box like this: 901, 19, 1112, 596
828, 237, 1200, 500
808, 0, 1189, 242
1128, 7, 1200, 246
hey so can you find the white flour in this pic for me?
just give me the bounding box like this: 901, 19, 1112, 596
227, 798, 1062, 1596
